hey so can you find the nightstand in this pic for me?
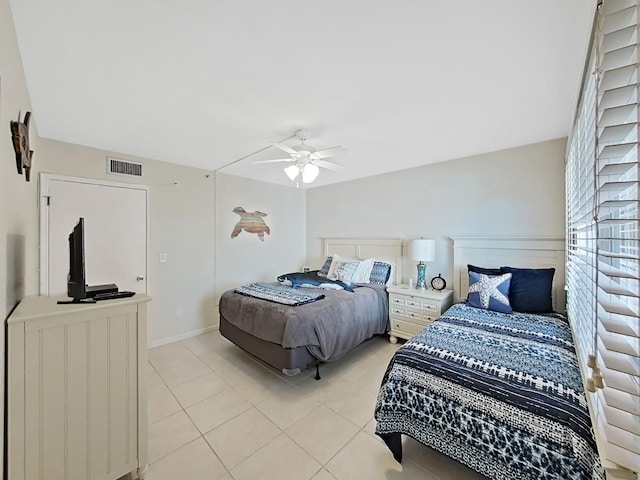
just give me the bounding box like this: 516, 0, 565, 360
386, 285, 453, 343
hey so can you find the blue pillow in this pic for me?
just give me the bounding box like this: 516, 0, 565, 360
318, 256, 333, 276
468, 264, 502, 275
468, 271, 513, 313
500, 267, 555, 313
369, 261, 392, 284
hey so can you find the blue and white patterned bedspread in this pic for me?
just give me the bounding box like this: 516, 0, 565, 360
374, 301, 603, 480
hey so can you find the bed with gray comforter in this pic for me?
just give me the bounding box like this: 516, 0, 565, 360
218, 281, 389, 375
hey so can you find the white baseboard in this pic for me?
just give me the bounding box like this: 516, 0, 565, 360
149, 323, 219, 349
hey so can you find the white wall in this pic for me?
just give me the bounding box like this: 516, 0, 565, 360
1, 0, 39, 473
214, 172, 307, 306
306, 138, 566, 286
36, 138, 216, 346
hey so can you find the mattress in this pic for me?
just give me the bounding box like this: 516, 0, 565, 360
374, 301, 603, 480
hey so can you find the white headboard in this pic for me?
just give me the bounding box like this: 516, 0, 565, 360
323, 238, 404, 285
451, 237, 566, 312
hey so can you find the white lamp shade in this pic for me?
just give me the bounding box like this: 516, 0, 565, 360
284, 164, 299, 181
409, 238, 435, 262
302, 164, 320, 183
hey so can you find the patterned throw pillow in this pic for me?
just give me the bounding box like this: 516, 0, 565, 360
330, 261, 360, 283
468, 271, 512, 313
318, 256, 333, 277
369, 261, 392, 284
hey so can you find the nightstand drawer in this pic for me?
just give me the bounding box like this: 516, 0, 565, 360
391, 318, 428, 336
390, 310, 435, 324
422, 301, 439, 313
390, 295, 407, 307
405, 298, 439, 312
404, 308, 433, 322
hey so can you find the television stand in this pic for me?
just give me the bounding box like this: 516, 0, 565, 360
7, 294, 152, 480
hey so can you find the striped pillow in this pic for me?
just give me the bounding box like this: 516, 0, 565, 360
369, 261, 392, 284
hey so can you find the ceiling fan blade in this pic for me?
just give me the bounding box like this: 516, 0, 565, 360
253, 158, 294, 164
271, 142, 298, 155
312, 146, 346, 159
316, 159, 344, 171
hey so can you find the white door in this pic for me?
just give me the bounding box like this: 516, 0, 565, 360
40, 174, 148, 296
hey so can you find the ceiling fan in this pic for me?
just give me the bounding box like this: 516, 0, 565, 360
253, 129, 346, 185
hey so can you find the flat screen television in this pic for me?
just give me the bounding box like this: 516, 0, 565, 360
57, 217, 118, 304
57, 217, 95, 304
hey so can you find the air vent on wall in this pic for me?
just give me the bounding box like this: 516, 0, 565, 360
107, 157, 143, 177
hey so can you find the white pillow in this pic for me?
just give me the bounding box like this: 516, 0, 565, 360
352, 258, 374, 283
327, 255, 375, 284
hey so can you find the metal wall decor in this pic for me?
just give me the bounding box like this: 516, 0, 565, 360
10, 111, 34, 181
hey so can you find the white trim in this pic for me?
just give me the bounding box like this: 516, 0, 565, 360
148, 325, 219, 349
38, 173, 150, 295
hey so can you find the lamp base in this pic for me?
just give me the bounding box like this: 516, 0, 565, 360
416, 262, 427, 289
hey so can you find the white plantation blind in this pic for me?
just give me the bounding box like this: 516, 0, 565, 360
567, 0, 640, 475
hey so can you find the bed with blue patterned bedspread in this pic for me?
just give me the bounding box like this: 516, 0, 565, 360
374, 301, 603, 480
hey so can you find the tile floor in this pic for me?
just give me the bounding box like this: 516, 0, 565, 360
144, 330, 487, 480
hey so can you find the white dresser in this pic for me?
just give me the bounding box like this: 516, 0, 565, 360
7, 294, 151, 480
387, 286, 453, 343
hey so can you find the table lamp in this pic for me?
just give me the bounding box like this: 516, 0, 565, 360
409, 238, 435, 289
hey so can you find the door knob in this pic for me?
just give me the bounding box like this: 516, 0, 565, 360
137, 275, 144, 281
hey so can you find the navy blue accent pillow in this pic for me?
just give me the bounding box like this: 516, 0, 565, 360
369, 261, 392, 284
319, 256, 333, 276
468, 271, 513, 313
468, 264, 502, 275
500, 267, 555, 313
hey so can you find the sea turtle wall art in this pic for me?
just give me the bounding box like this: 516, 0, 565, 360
231, 206, 271, 241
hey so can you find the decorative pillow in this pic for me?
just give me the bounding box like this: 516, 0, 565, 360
468, 264, 502, 275
318, 256, 333, 277
331, 261, 360, 283
369, 261, 392, 284
327, 253, 354, 278
468, 271, 513, 313
500, 267, 555, 313
326, 254, 348, 279
351, 258, 375, 283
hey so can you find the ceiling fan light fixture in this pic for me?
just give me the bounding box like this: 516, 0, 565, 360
302, 164, 320, 183
284, 164, 299, 181
292, 143, 315, 154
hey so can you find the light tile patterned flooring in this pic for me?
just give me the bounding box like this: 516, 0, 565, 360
144, 330, 487, 480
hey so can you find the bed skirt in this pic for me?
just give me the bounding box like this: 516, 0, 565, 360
219, 314, 317, 375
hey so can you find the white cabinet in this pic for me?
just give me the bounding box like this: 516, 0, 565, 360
7, 294, 151, 480
387, 286, 453, 343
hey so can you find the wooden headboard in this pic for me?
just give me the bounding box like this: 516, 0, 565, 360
323, 238, 404, 285
451, 237, 566, 312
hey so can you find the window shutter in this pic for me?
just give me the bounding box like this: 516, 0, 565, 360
568, 0, 640, 474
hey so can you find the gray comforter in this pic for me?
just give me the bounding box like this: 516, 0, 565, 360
219, 283, 389, 362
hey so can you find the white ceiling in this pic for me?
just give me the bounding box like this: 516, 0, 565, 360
10, 0, 595, 188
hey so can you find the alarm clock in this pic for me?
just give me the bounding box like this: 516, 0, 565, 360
431, 273, 446, 291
